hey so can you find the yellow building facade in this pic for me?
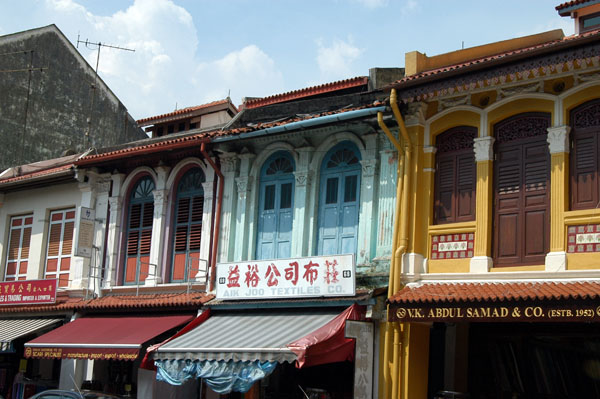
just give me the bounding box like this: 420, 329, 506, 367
379, 3, 600, 397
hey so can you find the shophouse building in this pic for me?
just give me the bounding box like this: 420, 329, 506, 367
380, 1, 600, 398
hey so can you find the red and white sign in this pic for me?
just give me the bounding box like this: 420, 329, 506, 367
0, 279, 57, 306
216, 254, 355, 300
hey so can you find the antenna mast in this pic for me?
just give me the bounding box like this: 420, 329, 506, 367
77, 35, 135, 148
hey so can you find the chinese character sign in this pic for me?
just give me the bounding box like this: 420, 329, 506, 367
0, 279, 57, 305
216, 255, 355, 300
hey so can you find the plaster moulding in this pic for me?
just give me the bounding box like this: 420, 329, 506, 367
473, 136, 495, 162
546, 125, 571, 154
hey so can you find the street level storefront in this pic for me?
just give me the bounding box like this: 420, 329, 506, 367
24, 315, 193, 396
153, 304, 366, 398
152, 254, 375, 398
388, 281, 600, 398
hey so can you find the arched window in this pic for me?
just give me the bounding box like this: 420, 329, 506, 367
171, 167, 205, 282
256, 152, 295, 260
317, 142, 361, 256
124, 176, 155, 285
434, 126, 476, 224
493, 112, 550, 266
570, 99, 600, 210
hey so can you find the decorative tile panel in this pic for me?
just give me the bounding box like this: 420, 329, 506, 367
567, 225, 600, 253
431, 233, 475, 259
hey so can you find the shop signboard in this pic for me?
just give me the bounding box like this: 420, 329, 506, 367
0, 279, 57, 305
216, 254, 355, 300
389, 302, 600, 323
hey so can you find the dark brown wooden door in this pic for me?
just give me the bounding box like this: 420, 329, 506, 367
493, 113, 550, 266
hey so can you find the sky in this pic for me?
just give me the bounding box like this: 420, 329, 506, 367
0, 0, 573, 121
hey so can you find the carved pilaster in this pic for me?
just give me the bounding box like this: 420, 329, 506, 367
201, 182, 214, 200
152, 189, 168, 218
547, 125, 571, 154
108, 196, 122, 210
235, 176, 251, 200
404, 102, 427, 126
294, 170, 312, 188
473, 136, 495, 162
220, 153, 239, 174
360, 159, 377, 178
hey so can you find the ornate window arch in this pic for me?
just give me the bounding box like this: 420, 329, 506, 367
434, 126, 477, 224
123, 176, 155, 285
570, 98, 600, 210
171, 167, 205, 282
256, 151, 295, 260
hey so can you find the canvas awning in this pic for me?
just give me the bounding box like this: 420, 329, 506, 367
25, 315, 193, 361
153, 305, 362, 394
0, 318, 62, 352
154, 304, 362, 365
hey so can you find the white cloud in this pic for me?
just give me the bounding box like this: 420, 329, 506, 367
195, 45, 285, 105
353, 0, 388, 8
32, 0, 284, 119
316, 37, 363, 81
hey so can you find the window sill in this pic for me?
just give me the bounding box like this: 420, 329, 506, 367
428, 221, 476, 235
564, 209, 600, 225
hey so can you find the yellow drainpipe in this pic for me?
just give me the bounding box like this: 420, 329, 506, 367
377, 112, 404, 399
377, 88, 413, 399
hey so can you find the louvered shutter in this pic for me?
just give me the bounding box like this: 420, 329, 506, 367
434, 157, 455, 223
456, 153, 476, 220
571, 129, 599, 210
433, 126, 476, 224
124, 177, 155, 285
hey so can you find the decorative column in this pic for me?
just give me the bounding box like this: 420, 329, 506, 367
196, 177, 215, 283
217, 153, 239, 263
375, 145, 397, 262
404, 106, 427, 276
292, 146, 314, 257
234, 152, 255, 261
545, 125, 570, 272
143, 165, 170, 285
358, 155, 378, 266
103, 173, 124, 287
470, 136, 495, 273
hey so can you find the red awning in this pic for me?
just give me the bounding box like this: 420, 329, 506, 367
25, 315, 193, 361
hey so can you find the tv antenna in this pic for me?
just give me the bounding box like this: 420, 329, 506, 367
77, 35, 135, 147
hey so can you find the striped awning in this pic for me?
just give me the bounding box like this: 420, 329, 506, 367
154, 309, 345, 363
0, 318, 62, 351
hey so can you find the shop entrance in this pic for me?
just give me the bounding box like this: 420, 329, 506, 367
428, 322, 600, 398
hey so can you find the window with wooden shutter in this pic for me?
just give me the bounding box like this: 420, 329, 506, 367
493, 112, 550, 266
5, 214, 33, 281
44, 209, 75, 287
171, 168, 205, 282
124, 177, 155, 285
570, 99, 600, 210
434, 126, 477, 224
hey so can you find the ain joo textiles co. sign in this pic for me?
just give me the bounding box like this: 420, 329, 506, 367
216, 254, 355, 300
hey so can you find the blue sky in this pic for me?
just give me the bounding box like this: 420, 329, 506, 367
0, 0, 572, 120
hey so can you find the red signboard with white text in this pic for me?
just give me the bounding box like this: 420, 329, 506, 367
216, 254, 355, 300
0, 279, 57, 305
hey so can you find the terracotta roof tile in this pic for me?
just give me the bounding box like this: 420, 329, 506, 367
556, 0, 596, 11
244, 77, 368, 109
75, 101, 384, 164
0, 164, 74, 184
0, 292, 213, 314
388, 29, 600, 90
75, 132, 213, 165
388, 281, 600, 304
136, 99, 236, 126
